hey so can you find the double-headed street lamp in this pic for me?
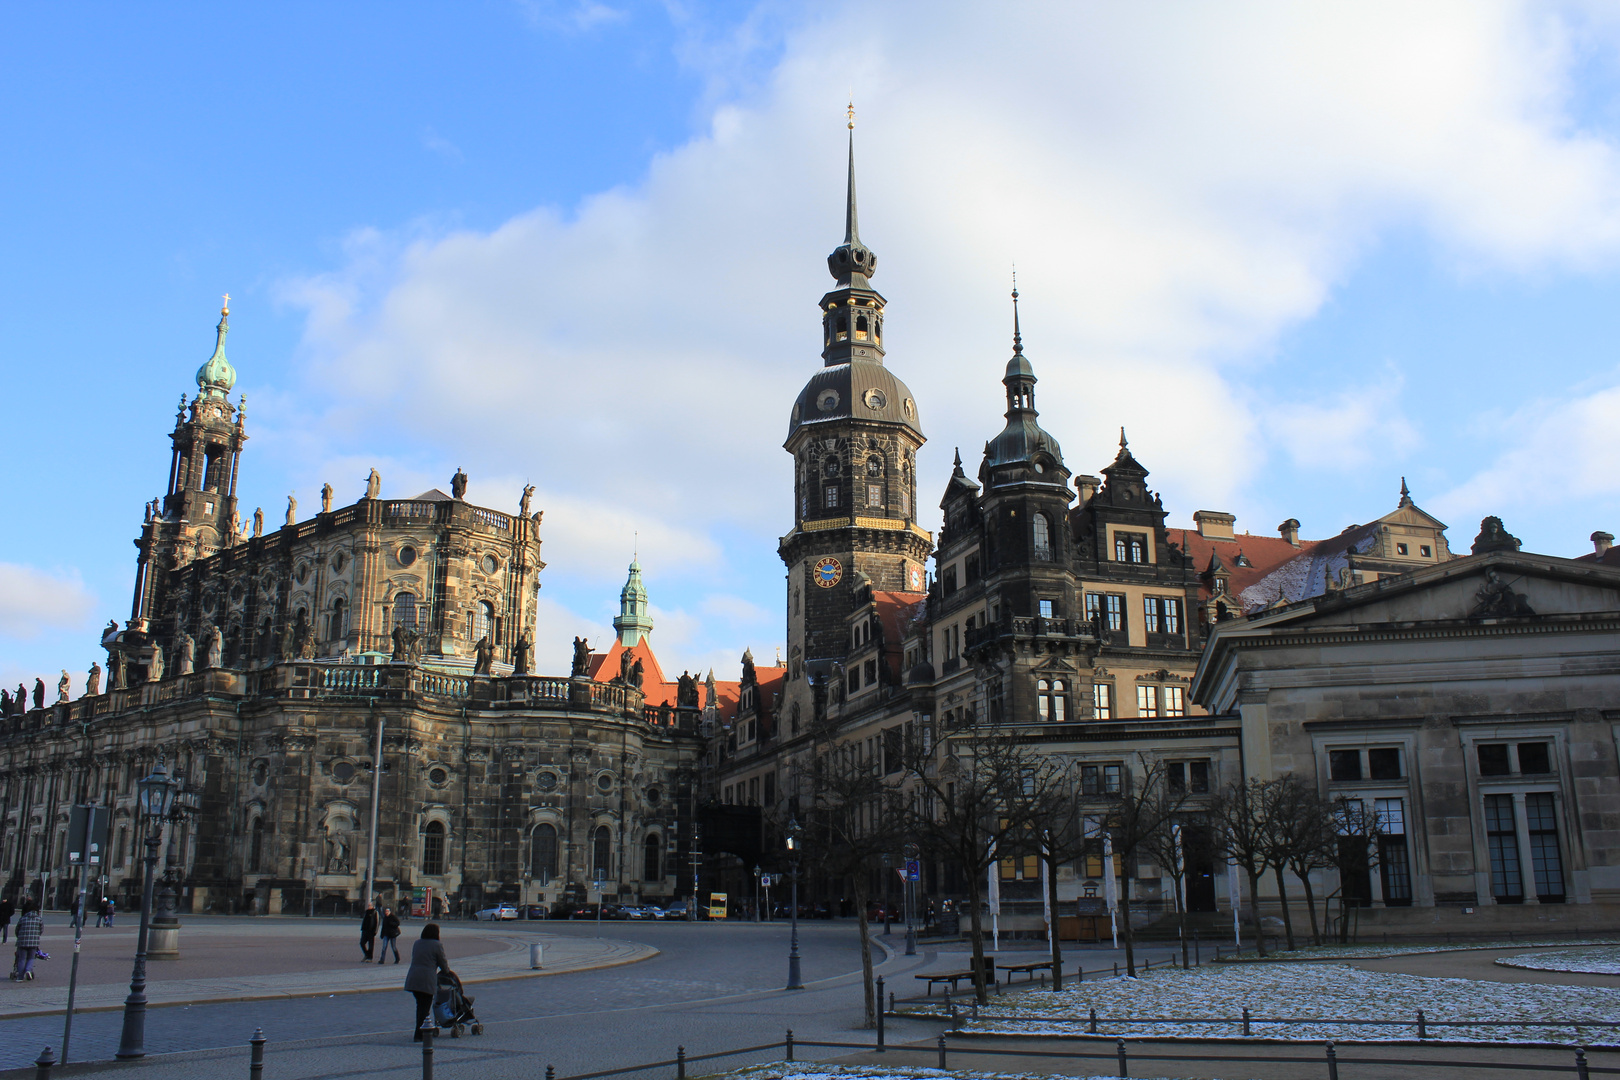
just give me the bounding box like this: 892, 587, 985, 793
116, 756, 181, 1060
785, 817, 802, 990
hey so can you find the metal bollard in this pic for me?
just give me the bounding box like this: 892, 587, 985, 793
1242, 1007, 1251, 1037
1114, 962, 1119, 977
1326, 1041, 1339, 1080
1116, 1038, 1128, 1078
972, 1000, 979, 1020
786, 1030, 794, 1062
249, 1027, 266, 1080
1077, 964, 1083, 983
419, 1019, 435, 1080
890, 991, 895, 1012
1089, 1007, 1098, 1034
1417, 1009, 1427, 1040
677, 1045, 686, 1080
937, 1034, 948, 1070
1577, 1047, 1591, 1080
876, 978, 886, 1052
546, 1067, 556, 1080
33, 1047, 56, 1080
943, 987, 952, 1010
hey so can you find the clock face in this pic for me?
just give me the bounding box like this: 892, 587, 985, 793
908, 566, 922, 590
813, 557, 843, 588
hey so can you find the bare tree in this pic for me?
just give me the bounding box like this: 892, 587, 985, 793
1210, 777, 1284, 957
899, 728, 1051, 1004
1327, 797, 1384, 943
1005, 763, 1088, 990
1090, 754, 1188, 976
1140, 807, 1214, 968
1275, 777, 1339, 946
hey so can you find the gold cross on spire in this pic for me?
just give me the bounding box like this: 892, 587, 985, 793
222, 292, 230, 315
847, 100, 856, 130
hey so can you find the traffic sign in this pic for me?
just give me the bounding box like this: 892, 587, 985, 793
904, 859, 921, 881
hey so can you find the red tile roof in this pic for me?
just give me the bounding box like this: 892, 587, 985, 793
1166, 528, 1321, 602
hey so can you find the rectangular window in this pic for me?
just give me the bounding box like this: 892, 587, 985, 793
1081, 764, 1099, 795
1189, 760, 1210, 794
1525, 793, 1565, 901
1115, 536, 1128, 561
1396, 543, 1409, 555
1368, 748, 1402, 780
1420, 545, 1432, 557
1163, 686, 1185, 717
1484, 794, 1523, 902
943, 566, 958, 596
1518, 742, 1551, 774
1477, 743, 1511, 776
1329, 750, 1363, 781
1136, 684, 1158, 717
863, 658, 877, 686
1093, 683, 1112, 720
824, 485, 839, 509
1143, 596, 1162, 633
1104, 594, 1124, 632
867, 483, 882, 508
1104, 763, 1122, 794
1039, 599, 1054, 618
1376, 798, 1413, 904
848, 670, 860, 694
1167, 762, 1186, 792
1085, 592, 1102, 622
965, 554, 980, 583
1164, 598, 1182, 634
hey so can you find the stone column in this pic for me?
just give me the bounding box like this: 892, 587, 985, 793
1512, 794, 1540, 905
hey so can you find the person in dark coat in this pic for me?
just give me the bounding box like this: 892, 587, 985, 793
10, 902, 43, 980
378, 907, 402, 963
402, 922, 451, 1040
0, 898, 13, 943
360, 902, 379, 961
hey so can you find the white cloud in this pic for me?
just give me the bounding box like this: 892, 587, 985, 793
0, 563, 96, 640
1264, 374, 1421, 471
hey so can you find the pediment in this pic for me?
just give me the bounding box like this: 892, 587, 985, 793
1375, 503, 1448, 531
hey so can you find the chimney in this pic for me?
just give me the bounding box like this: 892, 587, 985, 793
1593, 531, 1614, 557
1193, 510, 1236, 541
1076, 475, 1101, 505
1278, 518, 1301, 546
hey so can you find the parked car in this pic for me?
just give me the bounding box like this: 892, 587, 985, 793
659, 901, 691, 919
521, 904, 547, 920
476, 904, 518, 921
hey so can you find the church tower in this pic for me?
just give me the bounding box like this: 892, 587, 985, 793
779, 113, 933, 701
613, 557, 654, 647
130, 300, 248, 629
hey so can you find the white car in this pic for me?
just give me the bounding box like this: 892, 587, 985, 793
476, 904, 518, 921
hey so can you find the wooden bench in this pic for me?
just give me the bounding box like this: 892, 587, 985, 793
915, 957, 996, 995
1000, 959, 1053, 982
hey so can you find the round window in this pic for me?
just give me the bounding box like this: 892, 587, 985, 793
645, 786, 661, 805
399, 546, 418, 568
331, 551, 347, 573
536, 771, 558, 792
295, 563, 309, 584
863, 388, 887, 410
230, 583, 245, 602
481, 554, 498, 574
597, 774, 613, 792
428, 766, 448, 785
332, 761, 356, 784
252, 762, 267, 786
817, 389, 840, 412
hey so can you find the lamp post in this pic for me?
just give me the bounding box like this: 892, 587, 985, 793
116, 756, 180, 1059
752, 865, 762, 923
785, 817, 803, 990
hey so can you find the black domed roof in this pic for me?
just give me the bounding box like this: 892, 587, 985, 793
984, 413, 1063, 471
788, 360, 923, 441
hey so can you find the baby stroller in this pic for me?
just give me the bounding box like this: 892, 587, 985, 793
432, 970, 482, 1037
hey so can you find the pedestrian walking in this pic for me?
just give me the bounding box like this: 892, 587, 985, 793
403, 922, 451, 1040
378, 907, 401, 963
360, 902, 379, 961
106, 898, 116, 927
0, 897, 13, 943
10, 902, 42, 981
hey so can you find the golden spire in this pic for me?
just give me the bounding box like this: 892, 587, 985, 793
221, 292, 230, 316
847, 100, 855, 130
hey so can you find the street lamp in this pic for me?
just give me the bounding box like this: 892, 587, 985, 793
785, 817, 802, 990
752, 864, 762, 923
116, 756, 180, 1059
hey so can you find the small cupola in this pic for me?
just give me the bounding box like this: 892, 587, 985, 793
195, 296, 237, 399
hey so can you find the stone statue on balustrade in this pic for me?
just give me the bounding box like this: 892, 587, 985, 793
321, 483, 334, 513
297, 622, 316, 660
473, 635, 494, 675
677, 671, 698, 708
365, 468, 381, 499
33, 678, 45, 709
629, 658, 644, 690
519, 485, 535, 517
252, 507, 264, 538
391, 623, 422, 664
176, 632, 195, 675
147, 642, 165, 682
618, 649, 633, 685
451, 468, 468, 500
15, 683, 27, 713
86, 662, 101, 697
204, 624, 223, 669
512, 629, 532, 675
571, 637, 590, 677
285, 494, 297, 527
57, 670, 70, 702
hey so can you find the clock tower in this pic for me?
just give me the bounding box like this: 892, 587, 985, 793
779, 118, 932, 711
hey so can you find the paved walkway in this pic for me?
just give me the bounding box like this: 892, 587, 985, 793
0, 917, 655, 1019
1347, 944, 1620, 988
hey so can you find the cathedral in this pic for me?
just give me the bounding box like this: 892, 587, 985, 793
4, 128, 1617, 932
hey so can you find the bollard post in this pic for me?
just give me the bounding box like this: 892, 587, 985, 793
937, 1034, 947, 1070
1077, 964, 1083, 983
1194, 932, 1200, 966
1089, 1007, 1097, 1034
677, 1045, 686, 1080
419, 1019, 435, 1080
1116, 1038, 1128, 1078
1242, 1007, 1251, 1037
972, 1000, 979, 1020
1417, 1009, 1427, 1040
876, 980, 886, 1052
1326, 1042, 1339, 1080
943, 987, 952, 1011
546, 1067, 556, 1080
890, 991, 895, 1012
876, 975, 884, 1015
249, 1027, 266, 1080
785, 1030, 794, 1062
1576, 1047, 1591, 1080
33, 1046, 56, 1080
1114, 962, 1119, 977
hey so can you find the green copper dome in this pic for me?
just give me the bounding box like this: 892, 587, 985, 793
195, 304, 236, 398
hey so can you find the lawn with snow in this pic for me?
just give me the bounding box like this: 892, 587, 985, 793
1497, 946, 1620, 975
724, 1065, 1138, 1080
911, 962, 1620, 1043
1215, 937, 1620, 961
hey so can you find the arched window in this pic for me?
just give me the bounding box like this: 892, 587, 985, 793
592, 826, 612, 881
866, 456, 882, 476
472, 600, 494, 642
328, 597, 346, 641
422, 820, 446, 876
531, 824, 557, 884
855, 314, 869, 338
643, 833, 661, 882
1037, 680, 1068, 723
394, 592, 418, 629
836, 317, 848, 339
248, 818, 264, 873
1033, 513, 1052, 561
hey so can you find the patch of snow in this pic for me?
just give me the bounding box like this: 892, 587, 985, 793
905, 962, 1620, 1044
1497, 946, 1620, 975
1216, 937, 1620, 961
724, 1065, 1145, 1080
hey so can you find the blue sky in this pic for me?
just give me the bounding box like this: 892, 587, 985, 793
6, 2, 1620, 691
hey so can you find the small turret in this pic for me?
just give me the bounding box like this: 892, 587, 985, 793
195, 296, 237, 399
613, 557, 654, 647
